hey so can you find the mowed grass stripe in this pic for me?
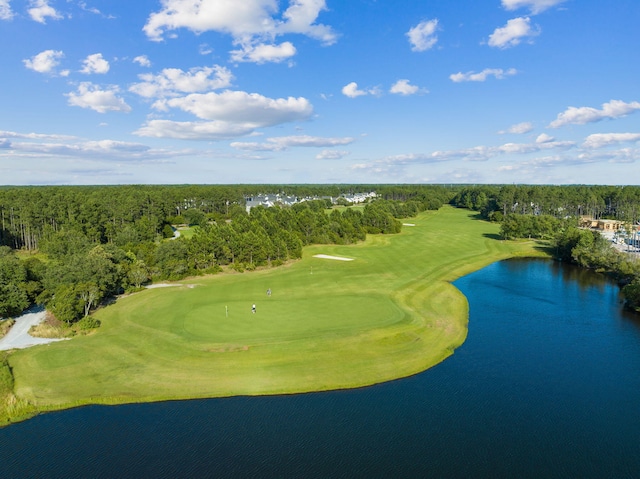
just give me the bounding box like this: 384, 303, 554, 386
5, 206, 542, 420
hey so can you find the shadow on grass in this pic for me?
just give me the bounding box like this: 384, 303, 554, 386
483, 233, 502, 241
480, 231, 556, 257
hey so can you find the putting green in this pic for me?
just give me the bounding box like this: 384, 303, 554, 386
3, 206, 544, 423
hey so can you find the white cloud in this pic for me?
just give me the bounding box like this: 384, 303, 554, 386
136, 90, 313, 140
536, 133, 555, 143
390, 79, 424, 96
230, 141, 283, 152
231, 135, 354, 151
130, 65, 233, 98
488, 17, 539, 49
0, 0, 14, 20
133, 55, 152, 67
80, 53, 110, 74
501, 0, 566, 14
230, 41, 296, 64
549, 100, 640, 128
582, 133, 640, 149
23, 49, 64, 74
500, 122, 534, 134
450, 68, 517, 82
134, 119, 257, 140
159, 90, 312, 124
316, 149, 350, 160
199, 43, 214, 55
354, 137, 577, 176
143, 0, 336, 63
406, 19, 439, 52
341, 82, 380, 98
66, 83, 132, 113
0, 130, 77, 141
2, 135, 192, 162
342, 82, 366, 98
278, 0, 336, 43
28, 0, 62, 23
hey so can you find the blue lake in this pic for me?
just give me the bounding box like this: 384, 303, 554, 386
1, 258, 640, 478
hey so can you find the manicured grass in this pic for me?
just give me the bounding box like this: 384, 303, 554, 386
175, 225, 198, 239
3, 207, 545, 424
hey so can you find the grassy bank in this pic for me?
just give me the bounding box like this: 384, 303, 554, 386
2, 207, 545, 425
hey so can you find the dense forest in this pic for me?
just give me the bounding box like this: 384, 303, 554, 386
3, 183, 640, 325
0, 185, 453, 323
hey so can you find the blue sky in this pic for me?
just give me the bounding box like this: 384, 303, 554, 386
1, 0, 639, 185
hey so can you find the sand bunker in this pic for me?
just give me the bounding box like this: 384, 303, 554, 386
403, 223, 416, 226
313, 254, 354, 261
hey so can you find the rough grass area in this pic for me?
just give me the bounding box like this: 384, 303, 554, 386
0, 319, 15, 339
0, 352, 35, 425
28, 312, 68, 338
3, 207, 546, 425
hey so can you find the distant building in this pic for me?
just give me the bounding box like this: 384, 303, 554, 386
580, 216, 624, 231
245, 192, 377, 213
597, 219, 624, 231
245, 194, 298, 213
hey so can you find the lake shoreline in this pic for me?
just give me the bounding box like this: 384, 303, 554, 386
1, 208, 547, 427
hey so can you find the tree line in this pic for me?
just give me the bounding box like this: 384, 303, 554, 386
451, 184, 640, 222
0, 185, 453, 324
450, 185, 640, 312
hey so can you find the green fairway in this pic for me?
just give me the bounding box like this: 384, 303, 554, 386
3, 206, 544, 423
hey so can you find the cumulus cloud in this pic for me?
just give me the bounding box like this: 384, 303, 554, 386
406, 19, 439, 52
23, 49, 64, 74
341, 82, 380, 98
28, 0, 62, 23
231, 135, 354, 151
230, 41, 296, 64
80, 53, 110, 74
66, 82, 132, 113
536, 133, 555, 143
549, 100, 640, 128
130, 65, 233, 98
500, 122, 534, 134
0, 0, 13, 20
390, 79, 424, 96
136, 90, 313, 140
342, 82, 366, 98
502, 0, 566, 14
143, 0, 336, 63
158, 90, 312, 124
133, 55, 152, 67
582, 133, 640, 149
450, 68, 517, 82
488, 17, 539, 48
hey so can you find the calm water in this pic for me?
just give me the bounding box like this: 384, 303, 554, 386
1, 259, 640, 478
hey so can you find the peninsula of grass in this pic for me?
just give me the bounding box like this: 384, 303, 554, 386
2, 206, 546, 425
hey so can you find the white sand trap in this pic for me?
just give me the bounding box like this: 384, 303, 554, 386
145, 283, 197, 289
0, 307, 69, 351
313, 254, 354, 261
403, 223, 416, 226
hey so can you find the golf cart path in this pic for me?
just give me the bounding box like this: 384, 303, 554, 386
0, 307, 68, 351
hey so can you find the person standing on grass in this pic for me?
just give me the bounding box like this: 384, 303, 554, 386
266, 288, 271, 297
252, 304, 256, 314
